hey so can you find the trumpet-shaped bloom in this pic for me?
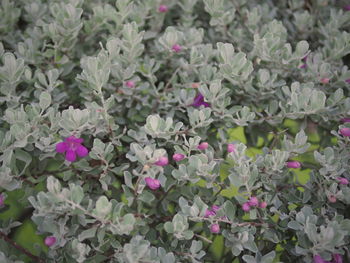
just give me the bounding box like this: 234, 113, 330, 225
154, 156, 169, 166
191, 93, 210, 108
173, 153, 185, 162
56, 136, 89, 162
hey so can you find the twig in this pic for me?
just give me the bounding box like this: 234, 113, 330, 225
0, 231, 44, 263
194, 233, 213, 244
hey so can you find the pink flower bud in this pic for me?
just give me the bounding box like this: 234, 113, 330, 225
158, 4, 168, 12
248, 196, 259, 207
197, 142, 208, 150
125, 80, 135, 88
242, 202, 251, 212
211, 205, 220, 212
154, 156, 169, 166
191, 83, 200, 88
0, 194, 5, 207
172, 44, 182, 53
336, 177, 349, 185
339, 127, 350, 137
299, 63, 307, 69
145, 177, 161, 190
44, 236, 56, 247
205, 209, 216, 217
210, 223, 220, 234
227, 143, 235, 153
333, 254, 343, 263
320, 78, 330, 84
173, 153, 185, 162
259, 201, 267, 208
328, 195, 337, 203
286, 161, 301, 169
341, 118, 350, 123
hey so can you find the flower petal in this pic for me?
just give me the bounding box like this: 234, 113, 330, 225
65, 149, 76, 162
76, 145, 88, 157
56, 142, 67, 153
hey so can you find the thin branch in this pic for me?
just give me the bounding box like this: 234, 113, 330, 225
0, 231, 44, 263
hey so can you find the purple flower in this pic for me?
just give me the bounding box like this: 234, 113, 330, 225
259, 201, 267, 208
211, 205, 220, 212
242, 202, 251, 212
336, 177, 349, 185
286, 161, 301, 169
56, 136, 89, 162
0, 193, 5, 207
333, 254, 343, 263
197, 142, 209, 150
158, 4, 168, 13
172, 44, 182, 53
125, 80, 135, 88
205, 209, 216, 217
313, 255, 331, 263
173, 153, 185, 162
299, 63, 307, 69
339, 128, 350, 137
44, 236, 56, 247
154, 156, 169, 166
191, 93, 210, 108
344, 5, 350, 11
248, 196, 259, 207
210, 223, 220, 233
345, 79, 350, 84
340, 118, 350, 123
227, 143, 235, 153
145, 177, 161, 190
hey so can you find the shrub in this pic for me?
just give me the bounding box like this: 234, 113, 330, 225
1, 0, 350, 262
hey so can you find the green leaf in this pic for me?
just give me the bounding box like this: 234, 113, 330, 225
39, 91, 52, 110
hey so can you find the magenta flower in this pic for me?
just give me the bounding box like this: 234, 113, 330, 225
344, 5, 350, 11
336, 177, 349, 185
320, 78, 330, 84
259, 201, 267, 209
44, 236, 56, 247
299, 63, 307, 69
242, 202, 251, 212
145, 177, 161, 190
340, 118, 350, 123
154, 156, 169, 166
0, 193, 5, 207
286, 161, 301, 169
158, 4, 168, 12
172, 44, 182, 53
205, 209, 216, 217
211, 205, 220, 212
333, 254, 343, 263
345, 79, 350, 84
210, 223, 220, 233
197, 142, 209, 150
339, 128, 350, 137
227, 143, 235, 153
125, 80, 135, 88
191, 93, 210, 108
313, 255, 331, 263
248, 196, 259, 207
56, 136, 89, 162
173, 153, 185, 162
